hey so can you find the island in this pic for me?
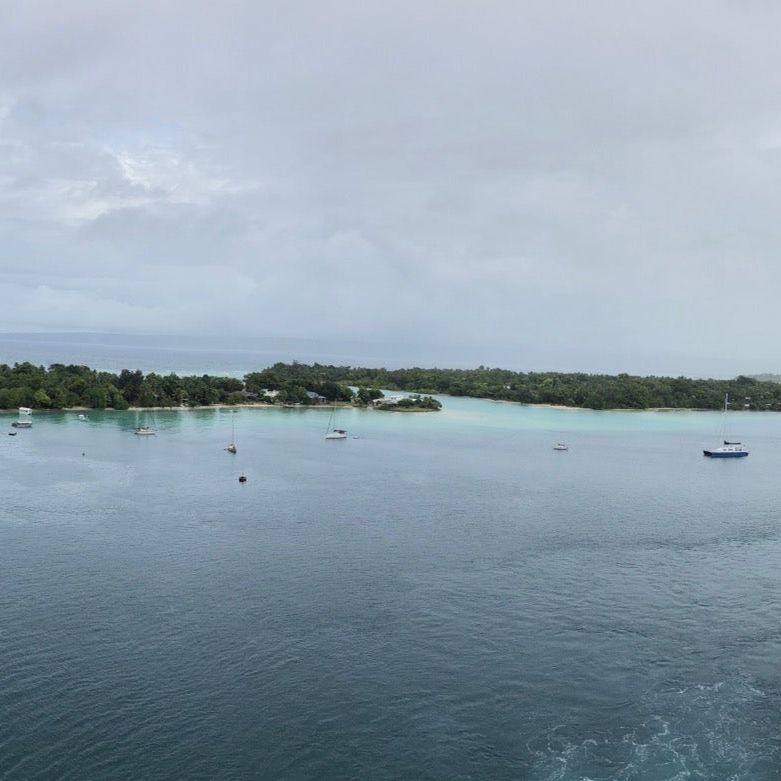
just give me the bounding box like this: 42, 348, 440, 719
0, 362, 441, 412
371, 394, 442, 412
0, 360, 778, 411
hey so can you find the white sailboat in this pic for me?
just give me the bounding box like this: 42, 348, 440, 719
133, 411, 156, 435
225, 411, 237, 453
324, 404, 347, 440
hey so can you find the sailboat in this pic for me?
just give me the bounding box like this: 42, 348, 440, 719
324, 403, 347, 440
703, 394, 748, 457
133, 411, 156, 435
225, 411, 237, 453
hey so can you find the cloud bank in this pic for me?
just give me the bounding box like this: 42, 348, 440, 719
1, 1, 780, 374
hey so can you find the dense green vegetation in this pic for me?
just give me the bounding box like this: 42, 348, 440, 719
244, 365, 354, 405
0, 363, 245, 409
247, 363, 781, 411
0, 362, 393, 410
375, 394, 443, 411
1, 360, 780, 411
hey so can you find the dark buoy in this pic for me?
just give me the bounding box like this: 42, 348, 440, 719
238, 474, 247, 483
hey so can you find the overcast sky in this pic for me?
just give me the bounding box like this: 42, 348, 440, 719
1, 1, 780, 375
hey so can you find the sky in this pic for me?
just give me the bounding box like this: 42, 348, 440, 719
1, 1, 780, 376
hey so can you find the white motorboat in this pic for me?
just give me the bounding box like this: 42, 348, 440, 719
12, 406, 33, 428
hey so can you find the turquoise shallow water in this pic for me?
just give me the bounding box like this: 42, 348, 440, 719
1, 399, 780, 779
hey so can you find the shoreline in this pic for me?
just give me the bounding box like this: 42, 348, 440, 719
0, 401, 356, 414
373, 407, 438, 413
527, 403, 713, 413
0, 401, 748, 414
1, 361, 773, 415
449, 398, 733, 413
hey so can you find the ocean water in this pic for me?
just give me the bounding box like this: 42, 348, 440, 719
1, 396, 780, 780
0, 332, 502, 375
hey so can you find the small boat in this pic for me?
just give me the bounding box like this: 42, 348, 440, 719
238, 474, 247, 483
77, 414, 87, 421
553, 443, 568, 451
703, 442, 748, 458
133, 426, 156, 436
324, 405, 347, 440
8, 432, 16, 436
12, 407, 32, 428
704, 394, 748, 458
225, 412, 237, 453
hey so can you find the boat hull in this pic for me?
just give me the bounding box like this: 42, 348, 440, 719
703, 450, 748, 458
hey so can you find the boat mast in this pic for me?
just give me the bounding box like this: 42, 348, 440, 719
225, 410, 238, 452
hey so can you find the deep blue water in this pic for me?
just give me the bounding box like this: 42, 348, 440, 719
1, 396, 781, 779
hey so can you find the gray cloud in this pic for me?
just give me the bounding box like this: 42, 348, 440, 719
1, 1, 780, 374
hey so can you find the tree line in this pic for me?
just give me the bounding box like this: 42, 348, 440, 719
0, 360, 778, 411
247, 363, 781, 411
0, 363, 245, 409
0, 362, 410, 410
